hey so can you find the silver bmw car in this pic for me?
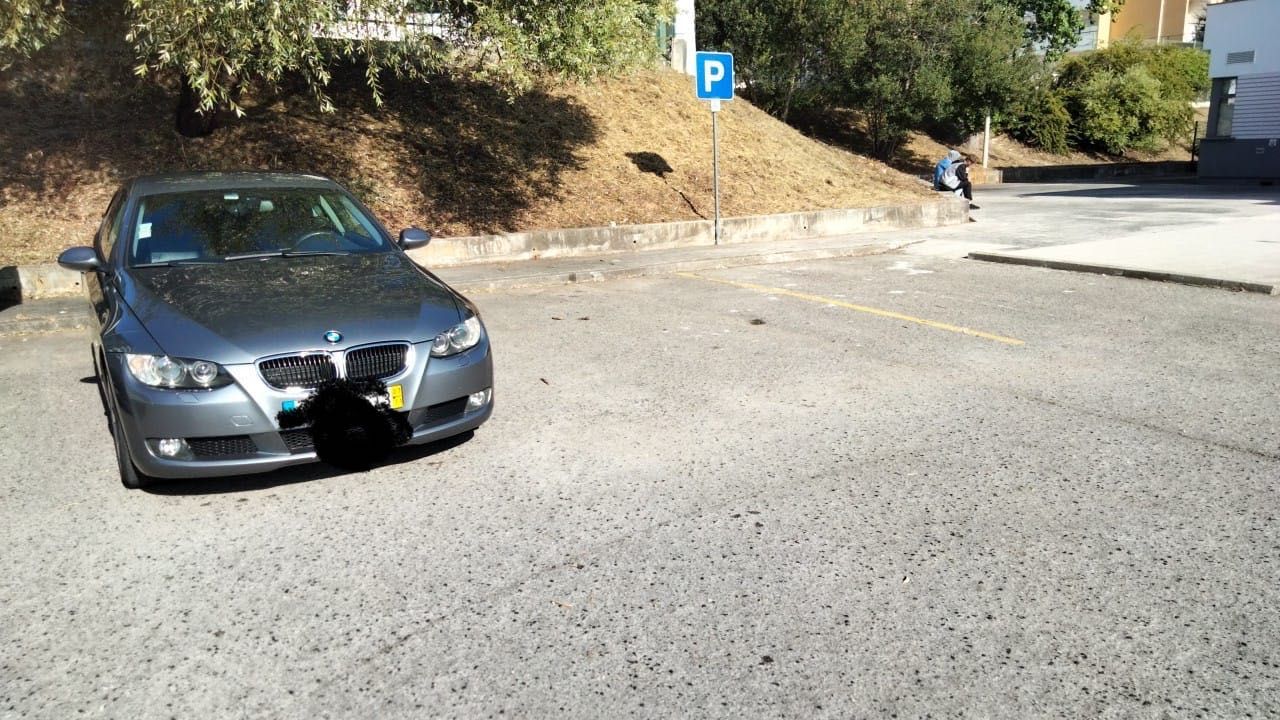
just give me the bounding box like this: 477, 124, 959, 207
58, 172, 494, 488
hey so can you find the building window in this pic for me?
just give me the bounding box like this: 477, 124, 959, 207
1211, 77, 1236, 138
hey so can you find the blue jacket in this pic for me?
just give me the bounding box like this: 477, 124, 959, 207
933, 158, 952, 188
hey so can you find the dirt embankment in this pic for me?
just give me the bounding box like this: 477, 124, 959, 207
0, 26, 928, 267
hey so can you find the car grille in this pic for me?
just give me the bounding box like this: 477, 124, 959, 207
188, 435, 258, 458
346, 343, 409, 381
280, 429, 314, 454
259, 353, 338, 390
408, 397, 468, 428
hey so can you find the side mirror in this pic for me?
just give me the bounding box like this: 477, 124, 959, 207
398, 227, 432, 250
57, 246, 103, 272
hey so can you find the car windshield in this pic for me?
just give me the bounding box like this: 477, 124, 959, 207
127, 188, 390, 266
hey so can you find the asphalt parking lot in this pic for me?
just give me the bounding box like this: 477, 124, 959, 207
2, 249, 1278, 718
961, 181, 1280, 249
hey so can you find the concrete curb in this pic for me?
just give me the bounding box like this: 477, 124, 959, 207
996, 161, 1196, 184
967, 252, 1278, 295
407, 199, 966, 267
447, 239, 917, 294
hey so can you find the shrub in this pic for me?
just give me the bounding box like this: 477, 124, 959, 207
1146, 43, 1212, 102
1072, 67, 1144, 153
1055, 39, 1207, 154
1009, 89, 1071, 154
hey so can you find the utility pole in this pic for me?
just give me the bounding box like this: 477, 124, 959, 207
983, 114, 991, 168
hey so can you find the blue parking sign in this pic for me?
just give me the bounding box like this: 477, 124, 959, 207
695, 52, 734, 101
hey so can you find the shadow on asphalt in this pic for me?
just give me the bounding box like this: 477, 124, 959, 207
0, 267, 20, 312
1012, 182, 1280, 204
141, 431, 476, 496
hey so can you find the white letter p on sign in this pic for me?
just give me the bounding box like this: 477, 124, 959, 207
703, 60, 724, 94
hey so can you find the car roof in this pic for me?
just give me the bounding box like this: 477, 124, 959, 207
126, 172, 341, 197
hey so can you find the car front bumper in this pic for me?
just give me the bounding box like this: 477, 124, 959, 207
106, 338, 493, 479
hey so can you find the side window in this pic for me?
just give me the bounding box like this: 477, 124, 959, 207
98, 191, 127, 261
1211, 77, 1236, 138
334, 196, 380, 244
315, 194, 382, 249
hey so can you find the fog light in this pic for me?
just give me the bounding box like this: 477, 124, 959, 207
155, 438, 190, 458
466, 388, 492, 411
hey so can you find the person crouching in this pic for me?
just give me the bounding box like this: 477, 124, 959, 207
938, 153, 980, 210
933, 149, 961, 190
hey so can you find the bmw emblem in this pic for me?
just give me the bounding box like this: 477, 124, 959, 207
323, 330, 343, 344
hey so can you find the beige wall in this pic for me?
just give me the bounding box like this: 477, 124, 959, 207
1110, 0, 1195, 43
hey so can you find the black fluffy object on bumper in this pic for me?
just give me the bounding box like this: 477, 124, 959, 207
276, 379, 412, 471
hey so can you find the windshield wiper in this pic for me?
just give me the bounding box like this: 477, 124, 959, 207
131, 259, 223, 268
223, 250, 353, 261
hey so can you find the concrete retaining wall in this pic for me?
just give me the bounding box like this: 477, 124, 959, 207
968, 166, 1003, 184
3, 198, 967, 301
408, 199, 967, 267
999, 161, 1197, 183
0, 264, 86, 302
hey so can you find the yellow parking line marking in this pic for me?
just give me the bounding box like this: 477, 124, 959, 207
678, 272, 1025, 346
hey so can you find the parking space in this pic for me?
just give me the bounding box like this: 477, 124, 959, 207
1, 251, 1278, 717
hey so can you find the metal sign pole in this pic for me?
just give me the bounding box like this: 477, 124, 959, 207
696, 52, 732, 246
711, 98, 721, 245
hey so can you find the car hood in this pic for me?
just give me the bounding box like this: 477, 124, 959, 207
121, 253, 461, 365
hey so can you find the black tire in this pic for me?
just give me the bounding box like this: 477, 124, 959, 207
92, 346, 111, 428
110, 409, 152, 490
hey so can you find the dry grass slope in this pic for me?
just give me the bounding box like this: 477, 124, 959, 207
795, 107, 1199, 180
0, 27, 928, 267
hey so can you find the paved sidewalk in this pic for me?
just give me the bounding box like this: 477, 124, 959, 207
0, 231, 927, 335
969, 213, 1280, 294
0, 297, 93, 335
951, 182, 1280, 294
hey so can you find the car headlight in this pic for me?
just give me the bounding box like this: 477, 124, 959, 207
430, 315, 483, 357
125, 354, 233, 388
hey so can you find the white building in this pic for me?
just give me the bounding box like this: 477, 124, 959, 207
670, 0, 697, 75
1070, 0, 1109, 53
324, 0, 701, 76
1065, 0, 1222, 53
1200, 0, 1280, 179
314, 1, 454, 43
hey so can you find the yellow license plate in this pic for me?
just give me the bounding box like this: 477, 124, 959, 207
388, 384, 404, 410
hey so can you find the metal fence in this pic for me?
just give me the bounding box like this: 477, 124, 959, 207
1190, 120, 1210, 161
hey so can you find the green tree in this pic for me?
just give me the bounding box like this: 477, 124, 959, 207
5, 1, 670, 136
0, 0, 64, 69
127, 0, 670, 136
949, 2, 1041, 133
698, 0, 1039, 158
843, 0, 957, 157
694, 0, 862, 121
999, 0, 1126, 58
